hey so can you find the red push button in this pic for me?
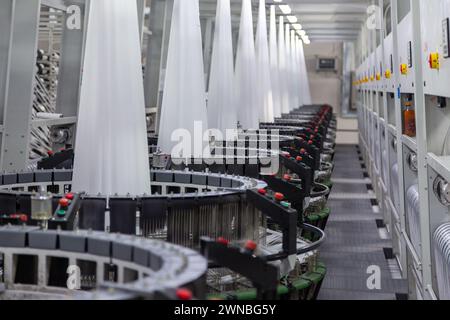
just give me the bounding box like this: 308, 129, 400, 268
274, 193, 284, 201
217, 237, 229, 246
65, 193, 74, 200
59, 198, 70, 208
245, 240, 257, 252
176, 288, 193, 300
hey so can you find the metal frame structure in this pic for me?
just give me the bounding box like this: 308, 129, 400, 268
0, 0, 152, 171
356, 0, 450, 300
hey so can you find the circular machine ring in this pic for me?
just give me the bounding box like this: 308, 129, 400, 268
311, 183, 330, 198
0, 226, 207, 300
264, 223, 326, 262
0, 169, 266, 249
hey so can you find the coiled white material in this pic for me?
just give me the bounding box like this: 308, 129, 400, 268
433, 223, 450, 300
268, 6, 282, 118
158, 0, 210, 157
374, 136, 380, 172
72, 0, 150, 196
255, 0, 274, 123
207, 0, 236, 132
235, 0, 258, 129
406, 185, 422, 258
382, 149, 389, 187
391, 163, 400, 212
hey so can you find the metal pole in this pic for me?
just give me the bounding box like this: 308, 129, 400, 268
391, 0, 408, 275
410, 0, 433, 300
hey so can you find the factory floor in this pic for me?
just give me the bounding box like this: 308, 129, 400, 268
317, 144, 408, 300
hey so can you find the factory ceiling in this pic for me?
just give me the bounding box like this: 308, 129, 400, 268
199, 0, 371, 42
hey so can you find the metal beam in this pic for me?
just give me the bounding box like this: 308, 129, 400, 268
137, 0, 146, 43
56, 0, 87, 118
411, 0, 433, 300
143, 0, 167, 130
0, 0, 14, 127
41, 0, 66, 11
1, 0, 41, 171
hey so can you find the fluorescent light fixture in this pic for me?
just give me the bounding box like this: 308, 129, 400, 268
297, 30, 306, 37
301, 34, 310, 44
279, 5, 291, 15
273, 0, 282, 2
292, 23, 302, 30
286, 15, 298, 23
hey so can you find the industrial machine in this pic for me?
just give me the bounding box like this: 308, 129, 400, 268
0, 0, 394, 303
0, 104, 335, 301
356, 0, 450, 300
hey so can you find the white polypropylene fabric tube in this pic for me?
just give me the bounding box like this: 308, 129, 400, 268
255, 0, 274, 123
158, 0, 210, 158
72, 0, 151, 196
207, 0, 236, 132
235, 0, 258, 129
278, 17, 290, 114
285, 24, 294, 111
269, 6, 282, 118
295, 36, 304, 107
298, 40, 312, 105
290, 30, 299, 110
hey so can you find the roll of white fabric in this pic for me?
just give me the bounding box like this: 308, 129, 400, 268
72, 0, 151, 196
382, 149, 389, 186
433, 223, 450, 299
391, 163, 400, 212
406, 184, 422, 258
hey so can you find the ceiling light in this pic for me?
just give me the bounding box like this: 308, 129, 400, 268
287, 15, 297, 23
279, 5, 291, 15
292, 23, 302, 30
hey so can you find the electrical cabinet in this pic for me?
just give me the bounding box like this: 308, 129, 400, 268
397, 12, 415, 94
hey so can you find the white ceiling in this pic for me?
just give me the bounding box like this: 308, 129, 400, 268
286, 0, 370, 41
199, 0, 371, 42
